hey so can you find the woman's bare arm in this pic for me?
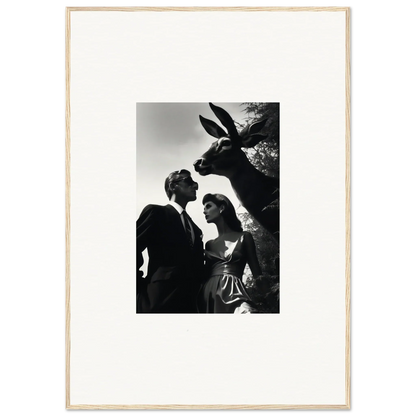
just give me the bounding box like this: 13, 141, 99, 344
243, 232, 262, 278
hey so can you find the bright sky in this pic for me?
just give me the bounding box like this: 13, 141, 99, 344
136, 102, 250, 244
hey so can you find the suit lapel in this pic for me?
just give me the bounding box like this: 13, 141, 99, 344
165, 205, 187, 243
165, 205, 202, 246
188, 217, 201, 239
186, 214, 202, 249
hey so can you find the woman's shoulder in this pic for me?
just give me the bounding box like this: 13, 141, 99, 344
225, 231, 247, 243
240, 230, 252, 238
241, 231, 255, 243
205, 239, 215, 250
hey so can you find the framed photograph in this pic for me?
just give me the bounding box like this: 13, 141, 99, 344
66, 7, 350, 409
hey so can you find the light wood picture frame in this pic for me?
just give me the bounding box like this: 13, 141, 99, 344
66, 7, 350, 409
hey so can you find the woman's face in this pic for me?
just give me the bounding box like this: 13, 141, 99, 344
203, 201, 222, 223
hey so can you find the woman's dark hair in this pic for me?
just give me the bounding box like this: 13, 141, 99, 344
202, 193, 243, 232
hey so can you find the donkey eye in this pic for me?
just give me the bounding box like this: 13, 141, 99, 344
218, 138, 232, 152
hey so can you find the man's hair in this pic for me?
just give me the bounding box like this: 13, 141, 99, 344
164, 169, 191, 199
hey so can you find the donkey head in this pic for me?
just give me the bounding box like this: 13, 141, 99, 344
193, 103, 268, 178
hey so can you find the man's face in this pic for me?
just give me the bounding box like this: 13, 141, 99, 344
173, 174, 199, 202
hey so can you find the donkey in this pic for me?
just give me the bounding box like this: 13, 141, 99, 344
194, 103, 279, 240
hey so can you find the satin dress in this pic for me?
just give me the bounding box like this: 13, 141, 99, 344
198, 233, 255, 313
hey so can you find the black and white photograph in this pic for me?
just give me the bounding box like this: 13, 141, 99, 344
61, 6, 355, 409
136, 103, 280, 313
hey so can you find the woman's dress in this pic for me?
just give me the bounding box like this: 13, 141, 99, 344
198, 233, 255, 313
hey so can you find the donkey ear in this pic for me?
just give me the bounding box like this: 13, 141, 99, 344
199, 115, 228, 139
241, 133, 268, 148
209, 103, 239, 138
240, 118, 268, 147
248, 118, 268, 135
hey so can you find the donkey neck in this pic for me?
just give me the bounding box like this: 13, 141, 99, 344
227, 153, 267, 184
227, 155, 277, 213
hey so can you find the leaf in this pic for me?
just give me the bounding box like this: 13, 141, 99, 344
262, 199, 279, 211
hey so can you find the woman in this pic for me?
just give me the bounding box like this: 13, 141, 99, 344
198, 193, 262, 313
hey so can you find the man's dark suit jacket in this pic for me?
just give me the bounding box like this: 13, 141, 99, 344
136, 204, 204, 313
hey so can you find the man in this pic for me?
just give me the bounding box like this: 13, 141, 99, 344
136, 169, 204, 313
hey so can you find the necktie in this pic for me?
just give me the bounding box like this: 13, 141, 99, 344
181, 211, 194, 247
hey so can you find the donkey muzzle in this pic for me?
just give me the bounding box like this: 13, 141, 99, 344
193, 158, 212, 176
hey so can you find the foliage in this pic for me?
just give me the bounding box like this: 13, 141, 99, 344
246, 275, 280, 314
239, 102, 280, 313
240, 212, 280, 313
241, 102, 280, 179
